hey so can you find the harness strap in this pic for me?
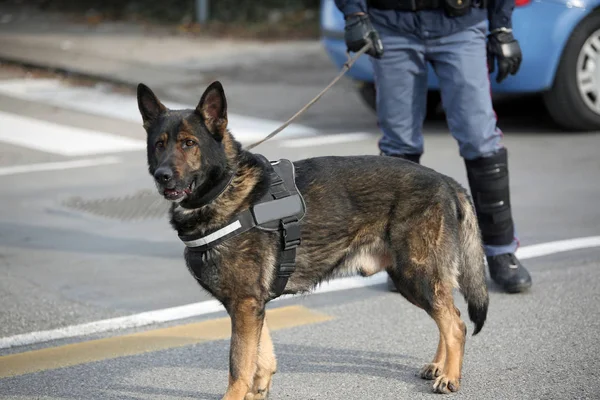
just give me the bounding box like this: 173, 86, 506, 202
272, 217, 301, 296
179, 210, 256, 251
268, 169, 289, 200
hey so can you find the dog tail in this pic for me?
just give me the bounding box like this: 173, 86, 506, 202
455, 190, 489, 336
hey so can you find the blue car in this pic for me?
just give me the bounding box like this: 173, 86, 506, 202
320, 0, 600, 130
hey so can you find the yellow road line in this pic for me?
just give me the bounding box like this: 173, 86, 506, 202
0, 305, 332, 379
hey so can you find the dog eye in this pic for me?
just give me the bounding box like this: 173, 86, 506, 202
184, 140, 196, 147
155, 141, 164, 149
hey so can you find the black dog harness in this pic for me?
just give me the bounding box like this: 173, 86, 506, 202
178, 156, 306, 299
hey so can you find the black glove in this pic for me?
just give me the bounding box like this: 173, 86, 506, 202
487, 28, 522, 83
344, 14, 384, 59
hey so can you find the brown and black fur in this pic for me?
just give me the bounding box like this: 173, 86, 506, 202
137, 81, 489, 399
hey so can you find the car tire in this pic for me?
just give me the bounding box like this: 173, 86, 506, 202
358, 82, 443, 119
543, 11, 600, 131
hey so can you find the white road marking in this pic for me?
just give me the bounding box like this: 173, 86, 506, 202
1, 235, 599, 350
0, 300, 225, 350
0, 79, 318, 143
516, 236, 600, 260
279, 132, 374, 148
0, 273, 386, 350
0, 156, 122, 176
0, 111, 145, 156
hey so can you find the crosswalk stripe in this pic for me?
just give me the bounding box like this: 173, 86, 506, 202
0, 111, 146, 156
0, 79, 318, 144
0, 156, 122, 176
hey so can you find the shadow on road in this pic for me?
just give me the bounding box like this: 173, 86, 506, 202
425, 93, 588, 135
0, 341, 429, 399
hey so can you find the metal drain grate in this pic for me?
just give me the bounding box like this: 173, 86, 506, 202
63, 189, 170, 221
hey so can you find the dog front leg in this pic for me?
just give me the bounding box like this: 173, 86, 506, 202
246, 321, 277, 400
222, 298, 265, 400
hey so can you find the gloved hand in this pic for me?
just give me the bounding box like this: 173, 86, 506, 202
344, 14, 384, 58
487, 28, 522, 83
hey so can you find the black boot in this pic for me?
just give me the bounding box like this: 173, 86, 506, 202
380, 152, 421, 292
486, 253, 532, 293
465, 148, 532, 293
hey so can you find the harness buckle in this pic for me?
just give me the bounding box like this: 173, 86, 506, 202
281, 219, 301, 250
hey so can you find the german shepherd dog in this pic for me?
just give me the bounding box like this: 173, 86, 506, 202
137, 81, 489, 399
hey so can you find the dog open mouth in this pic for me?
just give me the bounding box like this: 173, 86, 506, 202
163, 181, 195, 201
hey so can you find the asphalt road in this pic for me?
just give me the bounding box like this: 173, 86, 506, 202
0, 53, 599, 400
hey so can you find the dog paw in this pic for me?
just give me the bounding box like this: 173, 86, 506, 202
420, 363, 443, 380
432, 375, 460, 394
244, 387, 269, 400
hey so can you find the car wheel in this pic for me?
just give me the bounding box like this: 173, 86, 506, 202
357, 82, 443, 119
543, 11, 600, 131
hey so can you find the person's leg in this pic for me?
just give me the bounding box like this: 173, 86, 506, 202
371, 25, 428, 161
427, 21, 531, 293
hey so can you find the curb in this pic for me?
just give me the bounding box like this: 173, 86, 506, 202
0, 56, 137, 90
0, 55, 196, 108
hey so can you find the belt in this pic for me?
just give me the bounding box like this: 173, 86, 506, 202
368, 0, 487, 11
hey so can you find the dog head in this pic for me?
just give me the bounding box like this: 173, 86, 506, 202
137, 81, 231, 205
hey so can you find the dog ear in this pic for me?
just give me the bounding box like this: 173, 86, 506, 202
196, 81, 227, 141
137, 83, 166, 127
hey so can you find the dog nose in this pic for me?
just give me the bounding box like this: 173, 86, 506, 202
154, 167, 173, 183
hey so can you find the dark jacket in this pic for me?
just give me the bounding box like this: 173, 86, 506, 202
334, 0, 514, 38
